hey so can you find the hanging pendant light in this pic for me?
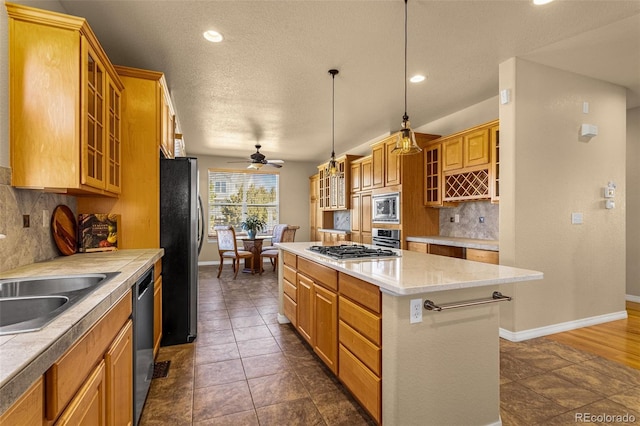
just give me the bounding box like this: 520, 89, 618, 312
392, 0, 422, 155
327, 69, 340, 176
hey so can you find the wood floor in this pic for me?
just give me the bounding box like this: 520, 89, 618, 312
547, 301, 640, 370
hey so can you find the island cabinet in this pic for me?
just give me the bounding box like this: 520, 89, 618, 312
44, 290, 133, 425
338, 273, 382, 424
78, 66, 176, 249
295, 257, 339, 373
6, 3, 125, 196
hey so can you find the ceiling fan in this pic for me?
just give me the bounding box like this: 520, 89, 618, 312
228, 144, 284, 169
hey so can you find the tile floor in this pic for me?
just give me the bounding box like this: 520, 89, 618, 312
140, 266, 640, 425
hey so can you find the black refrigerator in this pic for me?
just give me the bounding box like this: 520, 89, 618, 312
160, 157, 203, 346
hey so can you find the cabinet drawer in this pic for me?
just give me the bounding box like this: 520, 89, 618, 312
283, 251, 297, 268
428, 244, 464, 258
407, 241, 428, 253
283, 293, 297, 327
466, 248, 499, 264
298, 257, 337, 291
339, 296, 381, 346
283, 278, 297, 302
45, 290, 132, 420
339, 273, 381, 314
339, 320, 381, 376
339, 344, 381, 423
283, 264, 296, 286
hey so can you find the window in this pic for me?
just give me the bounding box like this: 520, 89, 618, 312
208, 169, 279, 237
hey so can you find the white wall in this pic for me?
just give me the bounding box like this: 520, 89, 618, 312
499, 58, 627, 335
196, 154, 317, 263
627, 107, 640, 298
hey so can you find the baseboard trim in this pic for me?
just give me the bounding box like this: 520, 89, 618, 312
500, 310, 628, 342
627, 294, 640, 303
198, 260, 219, 266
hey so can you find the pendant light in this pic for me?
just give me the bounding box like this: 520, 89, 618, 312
392, 0, 422, 155
327, 69, 340, 176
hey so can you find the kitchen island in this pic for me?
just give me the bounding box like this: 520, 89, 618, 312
0, 249, 163, 417
275, 242, 542, 425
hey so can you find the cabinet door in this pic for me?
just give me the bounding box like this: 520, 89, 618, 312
351, 193, 361, 234
296, 274, 313, 344
371, 143, 384, 188
82, 42, 107, 189
105, 320, 133, 426
463, 128, 490, 167
56, 361, 107, 426
385, 139, 401, 187
407, 241, 428, 253
424, 143, 442, 206
0, 377, 43, 426
313, 284, 338, 374
350, 162, 361, 192
105, 76, 122, 194
442, 137, 463, 171
361, 192, 372, 235
361, 157, 373, 190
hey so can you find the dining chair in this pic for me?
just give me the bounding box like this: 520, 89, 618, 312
215, 225, 254, 279
261, 223, 288, 252
260, 225, 299, 274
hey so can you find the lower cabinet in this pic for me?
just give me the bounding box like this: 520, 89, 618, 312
0, 376, 44, 426
45, 290, 133, 425
320, 232, 351, 244
407, 241, 499, 264
312, 284, 338, 374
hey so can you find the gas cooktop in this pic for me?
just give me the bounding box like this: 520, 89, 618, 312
307, 245, 400, 260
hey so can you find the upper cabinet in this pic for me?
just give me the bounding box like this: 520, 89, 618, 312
318, 155, 361, 211
424, 119, 499, 205
160, 84, 176, 159
7, 3, 124, 196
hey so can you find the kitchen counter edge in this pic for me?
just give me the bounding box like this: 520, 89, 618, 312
276, 242, 541, 296
0, 248, 163, 415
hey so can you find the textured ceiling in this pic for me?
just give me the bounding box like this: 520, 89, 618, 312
21, 0, 640, 164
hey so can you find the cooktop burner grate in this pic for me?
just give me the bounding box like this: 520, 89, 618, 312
307, 244, 400, 260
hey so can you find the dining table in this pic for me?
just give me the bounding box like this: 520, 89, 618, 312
238, 235, 271, 273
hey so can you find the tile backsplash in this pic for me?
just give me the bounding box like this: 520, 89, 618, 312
333, 210, 351, 231
0, 166, 76, 272
439, 201, 498, 240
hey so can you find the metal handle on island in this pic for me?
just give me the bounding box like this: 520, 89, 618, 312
423, 291, 512, 312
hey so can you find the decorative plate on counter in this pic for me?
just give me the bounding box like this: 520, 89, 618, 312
52, 205, 77, 255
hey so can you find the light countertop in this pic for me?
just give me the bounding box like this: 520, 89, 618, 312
0, 249, 163, 414
406, 236, 499, 251
276, 242, 541, 296
318, 228, 351, 234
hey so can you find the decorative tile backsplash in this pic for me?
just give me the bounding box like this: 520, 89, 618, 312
333, 210, 351, 231
439, 201, 499, 240
0, 166, 76, 272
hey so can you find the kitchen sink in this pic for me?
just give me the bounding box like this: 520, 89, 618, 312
0, 272, 119, 335
0, 273, 118, 298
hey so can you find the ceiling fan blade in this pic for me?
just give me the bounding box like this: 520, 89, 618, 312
227, 160, 251, 163
267, 159, 284, 164
266, 163, 283, 168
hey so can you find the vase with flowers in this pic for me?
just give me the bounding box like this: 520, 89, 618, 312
240, 214, 267, 240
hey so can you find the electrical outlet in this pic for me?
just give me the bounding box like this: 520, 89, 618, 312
43, 210, 50, 228
454, 214, 460, 223
410, 299, 422, 323
23, 215, 30, 228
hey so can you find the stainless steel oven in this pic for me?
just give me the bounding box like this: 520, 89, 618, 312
372, 192, 400, 224
372, 228, 401, 249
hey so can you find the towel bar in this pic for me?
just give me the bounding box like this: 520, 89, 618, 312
423, 291, 512, 312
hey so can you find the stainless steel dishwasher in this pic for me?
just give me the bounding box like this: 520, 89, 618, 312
133, 268, 154, 425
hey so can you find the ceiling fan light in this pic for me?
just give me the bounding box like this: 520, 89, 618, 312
247, 162, 263, 170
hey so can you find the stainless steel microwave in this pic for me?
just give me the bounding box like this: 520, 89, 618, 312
372, 192, 400, 224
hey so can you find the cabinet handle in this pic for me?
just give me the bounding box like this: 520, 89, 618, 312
423, 291, 511, 312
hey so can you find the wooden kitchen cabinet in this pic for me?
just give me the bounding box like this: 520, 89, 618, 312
296, 274, 314, 344
160, 85, 176, 159
7, 3, 124, 196
0, 377, 44, 426
424, 143, 444, 207
153, 259, 163, 358
78, 66, 177, 249
466, 248, 499, 264
490, 123, 500, 202
371, 144, 385, 189
313, 284, 338, 374
45, 290, 132, 424
406, 241, 428, 253
442, 127, 489, 172
350, 191, 372, 245
318, 155, 360, 211
338, 273, 382, 423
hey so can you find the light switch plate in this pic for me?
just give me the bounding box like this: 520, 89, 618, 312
571, 212, 583, 224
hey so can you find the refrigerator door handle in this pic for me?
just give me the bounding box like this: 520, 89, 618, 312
197, 195, 204, 255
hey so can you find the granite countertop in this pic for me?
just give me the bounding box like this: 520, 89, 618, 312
406, 236, 499, 251
276, 242, 541, 296
0, 248, 163, 414
318, 228, 351, 234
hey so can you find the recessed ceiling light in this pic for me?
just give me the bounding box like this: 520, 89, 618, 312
410, 75, 425, 83
203, 30, 223, 43
533, 0, 554, 5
